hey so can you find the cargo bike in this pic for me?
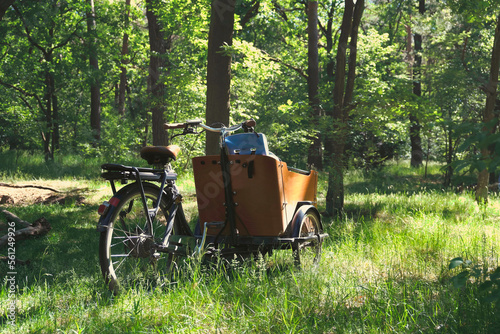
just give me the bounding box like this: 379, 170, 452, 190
97, 119, 328, 293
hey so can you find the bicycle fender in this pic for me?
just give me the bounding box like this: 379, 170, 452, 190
290, 205, 323, 238
96, 195, 122, 232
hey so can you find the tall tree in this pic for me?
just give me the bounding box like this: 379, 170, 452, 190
476, 13, 500, 203
146, 0, 168, 146
11, 2, 82, 160
325, 0, 365, 216
87, 0, 101, 144
117, 0, 131, 116
205, 0, 235, 155
318, 1, 339, 80
306, 0, 323, 170
409, 0, 425, 167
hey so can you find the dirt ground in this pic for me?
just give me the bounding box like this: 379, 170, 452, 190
0, 180, 90, 206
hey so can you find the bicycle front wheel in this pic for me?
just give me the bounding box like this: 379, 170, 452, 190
99, 183, 175, 293
292, 208, 322, 269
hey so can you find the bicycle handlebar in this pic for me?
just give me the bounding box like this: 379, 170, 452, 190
164, 119, 203, 130
164, 119, 256, 134
164, 123, 185, 130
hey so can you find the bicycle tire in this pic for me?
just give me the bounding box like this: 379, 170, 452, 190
99, 182, 177, 293
292, 208, 322, 269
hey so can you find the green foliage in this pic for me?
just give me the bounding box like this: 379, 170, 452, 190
447, 0, 500, 24
0, 104, 40, 150
449, 257, 500, 305
0, 0, 499, 186
452, 119, 500, 176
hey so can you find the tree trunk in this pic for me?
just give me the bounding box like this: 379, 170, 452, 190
51, 77, 60, 152
11, 2, 78, 157
146, 0, 169, 146
87, 0, 101, 144
410, 0, 424, 168
118, 35, 128, 116
323, 5, 335, 79
476, 14, 500, 203
42, 44, 59, 160
118, 0, 131, 116
43, 67, 54, 161
344, 0, 363, 107
46, 27, 60, 154
325, 0, 364, 216
205, 0, 235, 155
444, 114, 453, 188
306, 1, 322, 170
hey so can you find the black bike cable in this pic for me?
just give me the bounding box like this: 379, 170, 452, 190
182, 130, 204, 171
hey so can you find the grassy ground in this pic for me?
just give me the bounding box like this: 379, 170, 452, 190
1, 154, 500, 333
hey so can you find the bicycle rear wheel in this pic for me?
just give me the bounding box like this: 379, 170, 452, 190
99, 183, 175, 293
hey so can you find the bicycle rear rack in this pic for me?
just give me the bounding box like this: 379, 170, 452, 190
101, 163, 177, 193
101, 163, 179, 232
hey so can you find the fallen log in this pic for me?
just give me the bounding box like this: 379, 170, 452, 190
1, 209, 31, 227
0, 182, 60, 192
0, 217, 51, 248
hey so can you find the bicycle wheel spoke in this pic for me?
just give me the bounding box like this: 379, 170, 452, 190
112, 252, 133, 272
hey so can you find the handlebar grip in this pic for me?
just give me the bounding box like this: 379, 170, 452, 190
164, 123, 185, 130
186, 119, 203, 126
244, 119, 256, 128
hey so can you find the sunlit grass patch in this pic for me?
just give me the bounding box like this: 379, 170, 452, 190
1, 160, 500, 332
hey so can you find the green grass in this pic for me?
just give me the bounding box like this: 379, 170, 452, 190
0, 150, 156, 181
1, 157, 500, 333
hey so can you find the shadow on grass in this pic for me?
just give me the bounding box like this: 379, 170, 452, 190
0, 203, 121, 328
346, 173, 445, 195
0, 200, 302, 296
0, 204, 101, 289
310, 276, 500, 333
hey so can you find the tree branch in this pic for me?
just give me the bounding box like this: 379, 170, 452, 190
271, 0, 288, 21
50, 16, 86, 52
240, 0, 260, 29
12, 5, 47, 56
260, 49, 308, 80
0, 183, 60, 193
0, 80, 46, 114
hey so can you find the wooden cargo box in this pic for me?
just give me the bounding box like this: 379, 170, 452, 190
192, 155, 317, 237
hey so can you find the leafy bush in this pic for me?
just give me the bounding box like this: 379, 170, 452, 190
449, 257, 500, 306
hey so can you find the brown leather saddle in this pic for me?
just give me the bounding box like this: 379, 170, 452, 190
140, 145, 181, 165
